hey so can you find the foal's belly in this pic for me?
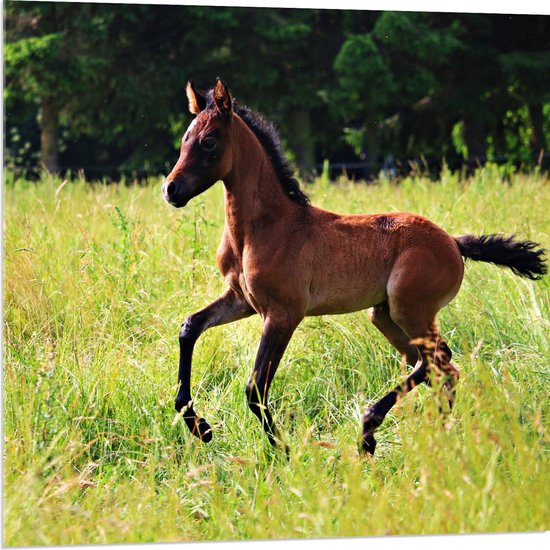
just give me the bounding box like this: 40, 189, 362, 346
305, 253, 392, 316
305, 275, 389, 316
306, 294, 385, 316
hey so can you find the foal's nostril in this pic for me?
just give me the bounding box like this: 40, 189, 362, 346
166, 181, 176, 199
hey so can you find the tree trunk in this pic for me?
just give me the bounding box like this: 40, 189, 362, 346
464, 117, 486, 163
364, 118, 379, 181
40, 97, 59, 172
528, 102, 546, 161
286, 108, 315, 179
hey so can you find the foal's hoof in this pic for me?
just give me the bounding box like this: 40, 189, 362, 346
361, 433, 377, 456
195, 418, 213, 443
184, 416, 213, 443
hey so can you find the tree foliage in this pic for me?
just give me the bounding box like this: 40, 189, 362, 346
4, 2, 550, 178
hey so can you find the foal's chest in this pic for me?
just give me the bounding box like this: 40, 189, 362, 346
216, 238, 272, 315
217, 238, 241, 286
217, 237, 254, 296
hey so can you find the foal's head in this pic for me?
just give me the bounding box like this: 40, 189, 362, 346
162, 78, 235, 208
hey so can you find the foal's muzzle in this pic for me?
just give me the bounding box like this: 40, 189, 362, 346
161, 178, 190, 208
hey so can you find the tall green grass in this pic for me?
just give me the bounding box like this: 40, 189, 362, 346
3, 167, 549, 545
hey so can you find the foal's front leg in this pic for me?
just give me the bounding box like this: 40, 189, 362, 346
246, 315, 300, 449
176, 289, 255, 441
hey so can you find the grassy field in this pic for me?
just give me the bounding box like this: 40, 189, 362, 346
3, 167, 549, 545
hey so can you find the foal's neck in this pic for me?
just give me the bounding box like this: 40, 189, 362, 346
223, 117, 298, 228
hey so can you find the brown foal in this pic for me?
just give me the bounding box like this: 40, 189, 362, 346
161, 78, 547, 455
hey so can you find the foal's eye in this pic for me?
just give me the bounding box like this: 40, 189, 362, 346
201, 137, 218, 151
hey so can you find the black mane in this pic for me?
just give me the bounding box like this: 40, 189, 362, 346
236, 105, 310, 207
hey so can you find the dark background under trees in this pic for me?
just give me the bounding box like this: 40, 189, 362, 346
4, 2, 550, 180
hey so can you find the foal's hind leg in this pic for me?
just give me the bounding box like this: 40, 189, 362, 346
370, 302, 459, 398
362, 303, 428, 454
410, 333, 460, 412
369, 302, 420, 367
362, 311, 459, 455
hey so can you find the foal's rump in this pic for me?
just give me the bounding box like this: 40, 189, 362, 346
378, 213, 464, 328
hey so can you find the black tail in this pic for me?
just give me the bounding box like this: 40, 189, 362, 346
455, 234, 547, 280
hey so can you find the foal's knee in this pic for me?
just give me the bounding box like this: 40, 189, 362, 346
435, 341, 459, 377
429, 339, 460, 400
179, 313, 201, 343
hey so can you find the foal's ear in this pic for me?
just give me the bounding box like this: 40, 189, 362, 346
186, 80, 207, 114
213, 78, 233, 116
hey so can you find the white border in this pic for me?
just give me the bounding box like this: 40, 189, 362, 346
14, 0, 550, 16
3, 1, 549, 550
17, 532, 550, 549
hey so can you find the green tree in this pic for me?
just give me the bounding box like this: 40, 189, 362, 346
496, 15, 550, 162
220, 8, 347, 176
5, 5, 549, 178
333, 12, 463, 175
4, 2, 225, 174
5, 2, 110, 171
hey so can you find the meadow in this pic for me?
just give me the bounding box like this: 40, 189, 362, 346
3, 167, 549, 545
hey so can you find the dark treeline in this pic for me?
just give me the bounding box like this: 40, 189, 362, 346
4, 2, 550, 180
